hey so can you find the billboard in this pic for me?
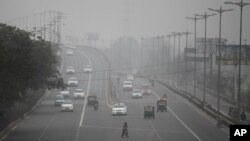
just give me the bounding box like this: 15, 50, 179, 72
216, 45, 250, 65
184, 48, 209, 61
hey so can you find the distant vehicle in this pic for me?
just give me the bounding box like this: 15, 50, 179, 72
83, 65, 93, 73
66, 66, 75, 74
112, 103, 127, 116
123, 80, 133, 91
131, 89, 142, 99
157, 98, 167, 112
141, 84, 152, 95
67, 77, 78, 86
127, 74, 134, 81
87, 95, 98, 106
66, 49, 74, 55
64, 42, 71, 48
54, 95, 64, 107
59, 89, 70, 98
74, 89, 85, 99
144, 105, 155, 119
61, 100, 74, 112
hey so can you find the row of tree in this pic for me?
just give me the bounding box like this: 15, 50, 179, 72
0, 23, 65, 115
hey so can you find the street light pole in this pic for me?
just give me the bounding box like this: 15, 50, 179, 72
225, 0, 250, 119
167, 35, 171, 85
196, 12, 216, 108
186, 15, 203, 98
208, 6, 233, 115
183, 30, 192, 91
176, 32, 184, 88
171, 33, 177, 87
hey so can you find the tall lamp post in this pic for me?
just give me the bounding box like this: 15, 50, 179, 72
167, 35, 171, 85
196, 12, 216, 108
176, 32, 184, 88
225, 0, 250, 119
186, 15, 203, 98
183, 30, 192, 91
208, 6, 233, 115
171, 32, 177, 87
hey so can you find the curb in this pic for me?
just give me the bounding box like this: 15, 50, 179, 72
0, 90, 49, 141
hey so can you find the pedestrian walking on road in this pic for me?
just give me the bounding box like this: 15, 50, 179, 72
240, 110, 246, 123
121, 122, 129, 138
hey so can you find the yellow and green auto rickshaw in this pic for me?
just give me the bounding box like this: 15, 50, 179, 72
144, 105, 155, 119
87, 95, 98, 106
157, 98, 167, 112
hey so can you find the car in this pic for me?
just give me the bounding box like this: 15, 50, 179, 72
66, 66, 75, 74
66, 49, 74, 55
112, 103, 127, 116
74, 89, 85, 99
59, 89, 70, 98
61, 100, 74, 112
141, 84, 152, 95
83, 65, 93, 73
122, 80, 133, 91
54, 95, 64, 106
127, 74, 134, 81
64, 42, 71, 48
67, 77, 78, 86
131, 89, 142, 99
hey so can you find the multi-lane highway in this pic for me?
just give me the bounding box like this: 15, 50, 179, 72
3, 46, 229, 141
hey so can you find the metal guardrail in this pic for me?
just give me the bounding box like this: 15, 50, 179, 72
156, 79, 236, 128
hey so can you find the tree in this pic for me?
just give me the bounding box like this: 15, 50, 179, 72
0, 23, 65, 106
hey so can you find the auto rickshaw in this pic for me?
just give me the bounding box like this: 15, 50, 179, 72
87, 95, 98, 106
144, 105, 155, 119
157, 98, 167, 112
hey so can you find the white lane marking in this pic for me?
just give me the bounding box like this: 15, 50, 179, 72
36, 114, 56, 141
105, 67, 112, 108
79, 73, 92, 127
151, 90, 202, 141
148, 120, 164, 141
82, 125, 188, 134
138, 80, 202, 141
75, 51, 93, 141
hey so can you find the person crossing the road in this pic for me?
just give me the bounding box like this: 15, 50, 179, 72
121, 122, 129, 138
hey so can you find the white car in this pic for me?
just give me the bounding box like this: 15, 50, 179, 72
112, 103, 127, 116
127, 74, 134, 81
67, 77, 78, 86
61, 100, 74, 112
66, 49, 74, 55
66, 66, 75, 74
83, 65, 93, 73
74, 89, 85, 99
60, 89, 70, 98
131, 89, 142, 99
123, 80, 133, 91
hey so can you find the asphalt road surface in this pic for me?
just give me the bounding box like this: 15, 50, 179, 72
3, 46, 229, 141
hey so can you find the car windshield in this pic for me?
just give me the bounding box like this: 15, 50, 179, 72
63, 100, 72, 104
114, 103, 125, 108
69, 77, 77, 80
133, 89, 141, 93
75, 89, 83, 93
56, 95, 64, 100
124, 81, 132, 85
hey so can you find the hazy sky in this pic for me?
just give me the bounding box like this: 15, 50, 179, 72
0, 0, 250, 44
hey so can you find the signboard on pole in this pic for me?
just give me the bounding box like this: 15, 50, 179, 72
216, 45, 250, 65
184, 48, 209, 61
